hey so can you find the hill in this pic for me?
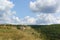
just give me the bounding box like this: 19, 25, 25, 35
0, 24, 60, 40
0, 25, 42, 40
30, 24, 60, 40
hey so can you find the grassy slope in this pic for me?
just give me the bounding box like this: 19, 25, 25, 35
0, 25, 42, 40
0, 24, 60, 40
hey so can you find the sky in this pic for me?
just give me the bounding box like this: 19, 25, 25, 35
0, 0, 60, 25
11, 0, 35, 18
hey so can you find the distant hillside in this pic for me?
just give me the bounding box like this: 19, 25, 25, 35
30, 24, 60, 40
0, 24, 60, 40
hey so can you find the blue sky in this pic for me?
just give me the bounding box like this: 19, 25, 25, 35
0, 0, 60, 25
11, 0, 35, 18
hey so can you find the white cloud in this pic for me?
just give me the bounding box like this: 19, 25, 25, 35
0, 0, 60, 25
12, 16, 21, 22
30, 0, 59, 13
29, 0, 60, 25
0, 0, 14, 10
0, 0, 17, 24
35, 14, 59, 25
20, 13, 60, 25
24, 16, 37, 24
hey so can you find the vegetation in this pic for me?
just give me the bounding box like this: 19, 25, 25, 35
31, 25, 60, 40
0, 24, 60, 40
0, 25, 42, 40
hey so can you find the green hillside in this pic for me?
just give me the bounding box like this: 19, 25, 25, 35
0, 24, 60, 40
31, 24, 60, 40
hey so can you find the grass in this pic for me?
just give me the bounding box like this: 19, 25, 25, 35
0, 24, 60, 40
0, 25, 42, 40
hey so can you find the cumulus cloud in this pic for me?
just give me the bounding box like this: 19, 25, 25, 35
0, 0, 36, 25
29, 0, 60, 25
24, 16, 37, 24
0, 0, 14, 10
20, 14, 60, 25
0, 0, 19, 24
0, 0, 60, 25
21, 14, 60, 25
35, 13, 60, 25
30, 0, 59, 13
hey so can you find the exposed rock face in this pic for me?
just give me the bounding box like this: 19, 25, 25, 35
20, 26, 26, 30
19, 26, 31, 30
